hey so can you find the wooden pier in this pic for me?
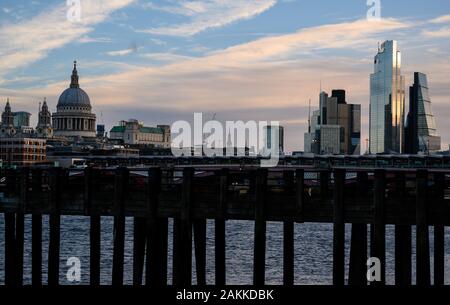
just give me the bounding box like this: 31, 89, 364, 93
0, 166, 448, 286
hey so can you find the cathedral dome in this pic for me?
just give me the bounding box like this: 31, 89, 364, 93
58, 87, 91, 106
52, 61, 96, 138
57, 61, 91, 107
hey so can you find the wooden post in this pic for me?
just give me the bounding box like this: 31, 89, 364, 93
283, 170, 295, 286
372, 169, 386, 285
394, 172, 411, 286
215, 169, 228, 286
320, 171, 329, 202
146, 168, 167, 286
173, 168, 193, 286
90, 215, 101, 286
253, 168, 267, 286
85, 167, 101, 286
4, 212, 16, 286
433, 172, 445, 286
31, 169, 42, 286
349, 172, 368, 286
296, 169, 304, 222
48, 168, 62, 286
416, 170, 430, 286
333, 169, 345, 285
112, 167, 128, 286
133, 217, 146, 285
193, 219, 207, 285
283, 221, 294, 286
16, 167, 28, 285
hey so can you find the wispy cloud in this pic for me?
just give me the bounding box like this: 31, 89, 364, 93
430, 14, 450, 24
140, 52, 194, 63
0, 0, 134, 78
139, 0, 277, 36
78, 35, 113, 44
422, 27, 450, 37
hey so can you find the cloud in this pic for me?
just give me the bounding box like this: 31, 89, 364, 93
140, 52, 194, 63
422, 27, 450, 38
78, 35, 113, 44
430, 14, 450, 24
106, 48, 135, 56
139, 0, 277, 36
0, 0, 134, 78
5, 17, 449, 152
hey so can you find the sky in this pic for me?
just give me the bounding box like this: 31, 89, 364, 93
1, 0, 450, 153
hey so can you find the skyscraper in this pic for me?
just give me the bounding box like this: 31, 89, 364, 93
369, 40, 405, 154
304, 90, 360, 155
405, 72, 441, 154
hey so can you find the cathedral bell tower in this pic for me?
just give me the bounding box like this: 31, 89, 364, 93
1, 98, 16, 137
36, 97, 53, 138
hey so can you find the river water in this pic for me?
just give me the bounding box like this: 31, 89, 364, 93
0, 215, 448, 285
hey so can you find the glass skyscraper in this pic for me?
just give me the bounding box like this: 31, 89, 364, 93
369, 40, 405, 154
405, 72, 441, 154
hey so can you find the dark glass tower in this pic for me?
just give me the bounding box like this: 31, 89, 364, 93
405, 72, 441, 154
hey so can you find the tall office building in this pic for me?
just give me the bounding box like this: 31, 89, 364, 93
304, 90, 360, 155
369, 40, 405, 154
304, 110, 320, 153
263, 125, 284, 155
405, 72, 441, 154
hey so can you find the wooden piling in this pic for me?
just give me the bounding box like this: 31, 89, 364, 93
348, 172, 368, 286
48, 167, 62, 286
31, 169, 42, 286
416, 170, 430, 286
173, 168, 193, 286
215, 169, 228, 286
372, 169, 386, 285
253, 168, 268, 286
332, 169, 345, 285
133, 217, 146, 285
15, 167, 28, 285
320, 170, 329, 201
283, 170, 295, 286
4, 212, 16, 286
85, 167, 101, 286
433, 172, 445, 286
394, 172, 411, 286
296, 169, 304, 222
146, 168, 168, 286
112, 167, 128, 286
193, 219, 207, 285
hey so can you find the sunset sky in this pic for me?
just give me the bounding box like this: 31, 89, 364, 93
1, 0, 450, 152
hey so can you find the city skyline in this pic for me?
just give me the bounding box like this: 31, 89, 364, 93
1, 1, 450, 152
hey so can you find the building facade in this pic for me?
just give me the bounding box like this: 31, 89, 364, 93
110, 119, 171, 148
52, 62, 96, 138
369, 40, 405, 154
263, 125, 284, 155
405, 72, 441, 154
304, 90, 360, 155
13, 111, 31, 128
304, 110, 320, 154
0, 138, 46, 166
320, 125, 341, 154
